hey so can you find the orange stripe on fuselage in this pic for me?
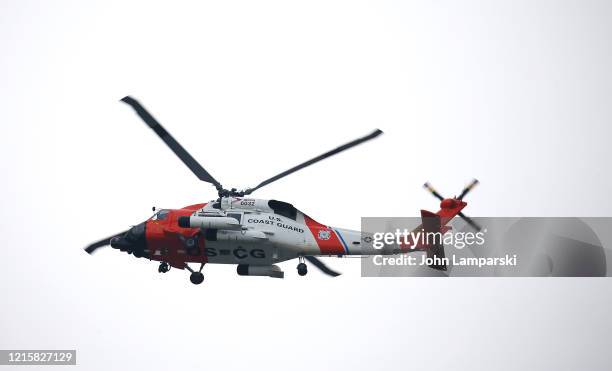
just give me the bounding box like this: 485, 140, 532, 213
304, 215, 345, 255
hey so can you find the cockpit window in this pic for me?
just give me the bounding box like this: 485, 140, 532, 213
226, 213, 242, 223
268, 200, 297, 221
152, 209, 170, 221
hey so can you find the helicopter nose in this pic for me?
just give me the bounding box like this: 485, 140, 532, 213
109, 236, 132, 249
110, 222, 147, 257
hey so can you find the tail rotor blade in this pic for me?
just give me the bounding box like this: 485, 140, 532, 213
457, 179, 479, 200
305, 256, 341, 277
84, 230, 128, 254
458, 212, 482, 232
423, 182, 445, 201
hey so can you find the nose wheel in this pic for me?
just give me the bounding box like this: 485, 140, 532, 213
185, 263, 205, 285
158, 262, 170, 273
297, 257, 308, 276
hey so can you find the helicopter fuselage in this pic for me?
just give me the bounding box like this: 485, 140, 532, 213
125, 197, 364, 270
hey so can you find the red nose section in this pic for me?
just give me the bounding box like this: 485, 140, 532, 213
144, 203, 208, 269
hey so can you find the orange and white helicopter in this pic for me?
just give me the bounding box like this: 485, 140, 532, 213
85, 96, 480, 284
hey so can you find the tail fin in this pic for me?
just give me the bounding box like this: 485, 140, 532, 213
420, 210, 447, 271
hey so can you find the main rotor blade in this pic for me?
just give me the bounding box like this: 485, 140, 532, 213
84, 230, 128, 254
305, 256, 341, 277
121, 96, 223, 191
244, 129, 383, 195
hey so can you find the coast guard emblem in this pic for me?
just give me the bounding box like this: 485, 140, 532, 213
318, 230, 331, 240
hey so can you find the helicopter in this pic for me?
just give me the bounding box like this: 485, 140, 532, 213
84, 96, 479, 284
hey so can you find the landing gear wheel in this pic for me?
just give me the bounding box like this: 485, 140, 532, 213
190, 272, 204, 285
158, 262, 170, 273
297, 262, 308, 276
185, 262, 205, 284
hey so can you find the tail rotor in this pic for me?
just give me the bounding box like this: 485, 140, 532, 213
423, 179, 482, 231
